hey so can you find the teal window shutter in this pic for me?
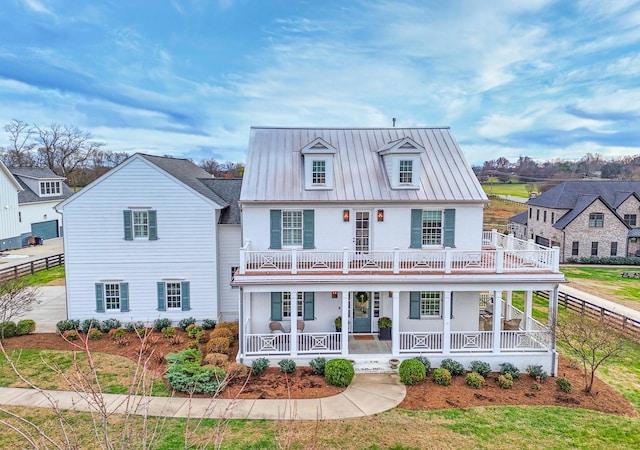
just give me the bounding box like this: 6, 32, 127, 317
270, 292, 282, 321
123, 211, 133, 240
181, 281, 191, 311
120, 283, 129, 312
410, 209, 422, 248
409, 291, 420, 319
270, 210, 282, 249
148, 210, 158, 240
303, 210, 315, 249
157, 282, 166, 311
95, 283, 105, 313
303, 292, 315, 320
443, 209, 456, 247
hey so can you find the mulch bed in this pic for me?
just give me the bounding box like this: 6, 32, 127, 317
1, 332, 637, 416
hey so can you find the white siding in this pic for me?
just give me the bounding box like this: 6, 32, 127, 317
242, 203, 485, 251
18, 201, 63, 234
217, 224, 241, 321
0, 167, 20, 243
62, 157, 220, 323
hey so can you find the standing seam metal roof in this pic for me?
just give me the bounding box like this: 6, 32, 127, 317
240, 127, 487, 203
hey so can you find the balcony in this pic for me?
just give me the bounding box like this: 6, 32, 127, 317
238, 231, 560, 277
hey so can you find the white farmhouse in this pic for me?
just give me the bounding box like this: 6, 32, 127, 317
235, 127, 564, 373
56, 154, 241, 324
0, 161, 22, 250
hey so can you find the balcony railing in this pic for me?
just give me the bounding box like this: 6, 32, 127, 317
239, 232, 560, 276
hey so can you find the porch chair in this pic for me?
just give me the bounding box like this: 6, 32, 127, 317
297, 320, 305, 333
269, 321, 285, 334
502, 318, 521, 330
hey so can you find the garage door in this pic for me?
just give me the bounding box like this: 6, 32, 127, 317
31, 220, 59, 240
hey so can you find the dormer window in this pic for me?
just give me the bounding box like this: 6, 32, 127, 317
301, 137, 336, 190
399, 160, 413, 184
40, 180, 61, 196
312, 160, 326, 185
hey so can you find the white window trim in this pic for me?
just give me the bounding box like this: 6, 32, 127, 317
282, 292, 304, 318
39, 180, 62, 197
304, 156, 333, 190
104, 283, 121, 311
165, 281, 182, 310
282, 210, 303, 248
420, 291, 442, 318
132, 210, 149, 239
422, 209, 444, 247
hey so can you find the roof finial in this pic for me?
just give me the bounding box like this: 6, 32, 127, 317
392, 118, 396, 127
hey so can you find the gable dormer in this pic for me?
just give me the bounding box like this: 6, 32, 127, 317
377, 137, 423, 189
301, 137, 337, 190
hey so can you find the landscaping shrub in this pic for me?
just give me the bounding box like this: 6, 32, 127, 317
166, 348, 202, 366
468, 360, 491, 378
206, 337, 231, 355
556, 377, 572, 393
433, 368, 451, 386
16, 319, 36, 336
109, 328, 126, 340
499, 362, 520, 379
63, 329, 79, 341
0, 321, 17, 338
177, 317, 196, 331
201, 319, 217, 330
566, 256, 640, 265
186, 325, 206, 343
226, 362, 250, 380
497, 373, 514, 389
466, 372, 485, 389
204, 353, 229, 367
153, 318, 172, 332
165, 363, 226, 395
210, 327, 234, 342
167, 334, 185, 346
216, 321, 239, 337
278, 359, 297, 374
413, 356, 431, 373
162, 326, 176, 338
251, 358, 270, 375
135, 327, 151, 338
309, 357, 327, 375
526, 364, 548, 381
399, 359, 426, 385
440, 358, 464, 376
99, 318, 121, 333
88, 329, 103, 340
125, 321, 146, 333
80, 318, 101, 334
187, 341, 199, 350
324, 359, 355, 387
56, 319, 80, 333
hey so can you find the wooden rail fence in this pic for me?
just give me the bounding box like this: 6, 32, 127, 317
0, 254, 65, 283
536, 290, 640, 340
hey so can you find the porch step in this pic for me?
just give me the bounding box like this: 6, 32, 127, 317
351, 358, 398, 374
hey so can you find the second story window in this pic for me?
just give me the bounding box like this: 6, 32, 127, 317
589, 213, 604, 227
624, 214, 637, 227
422, 210, 443, 245
312, 160, 326, 185
133, 211, 149, 238
282, 211, 303, 246
399, 160, 413, 184
124, 210, 158, 241
39, 180, 61, 196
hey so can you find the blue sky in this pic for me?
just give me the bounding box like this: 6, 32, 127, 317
1, 0, 639, 165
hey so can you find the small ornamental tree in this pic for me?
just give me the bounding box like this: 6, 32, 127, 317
557, 314, 627, 393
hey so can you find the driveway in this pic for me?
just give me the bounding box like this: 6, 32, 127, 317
13, 285, 66, 333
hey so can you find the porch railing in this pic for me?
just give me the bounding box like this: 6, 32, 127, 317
297, 332, 341, 354
245, 332, 341, 356
239, 232, 560, 276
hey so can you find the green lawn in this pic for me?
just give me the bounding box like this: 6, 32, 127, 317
17, 265, 65, 286
561, 265, 640, 305
481, 182, 534, 198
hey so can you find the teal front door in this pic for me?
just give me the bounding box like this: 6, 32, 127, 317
352, 291, 371, 333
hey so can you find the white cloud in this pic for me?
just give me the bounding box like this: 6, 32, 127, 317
22, 0, 54, 16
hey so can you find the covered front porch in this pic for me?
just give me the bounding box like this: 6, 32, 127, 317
238, 286, 559, 373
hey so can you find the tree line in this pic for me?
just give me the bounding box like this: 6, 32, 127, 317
474, 153, 640, 192
0, 119, 244, 187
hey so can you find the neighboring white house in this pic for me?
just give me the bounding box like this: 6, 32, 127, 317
56, 154, 242, 324
0, 161, 22, 251
234, 127, 564, 374
10, 167, 73, 245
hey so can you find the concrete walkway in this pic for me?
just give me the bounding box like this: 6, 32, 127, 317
0, 373, 405, 420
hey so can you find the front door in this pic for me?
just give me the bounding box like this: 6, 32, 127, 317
352, 291, 371, 333
354, 211, 370, 253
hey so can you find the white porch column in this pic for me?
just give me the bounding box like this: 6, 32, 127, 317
548, 287, 560, 376
524, 290, 533, 330
492, 290, 503, 353
442, 291, 452, 355
392, 291, 400, 355
290, 291, 298, 356
341, 291, 349, 356
238, 289, 247, 363
505, 291, 513, 320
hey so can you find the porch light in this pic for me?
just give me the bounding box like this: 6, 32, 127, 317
388, 291, 393, 298
377, 209, 384, 221
331, 291, 338, 298
343, 210, 350, 222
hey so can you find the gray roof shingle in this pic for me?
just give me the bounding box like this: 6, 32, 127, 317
528, 181, 640, 209
199, 178, 242, 224
509, 211, 528, 224
9, 167, 73, 204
